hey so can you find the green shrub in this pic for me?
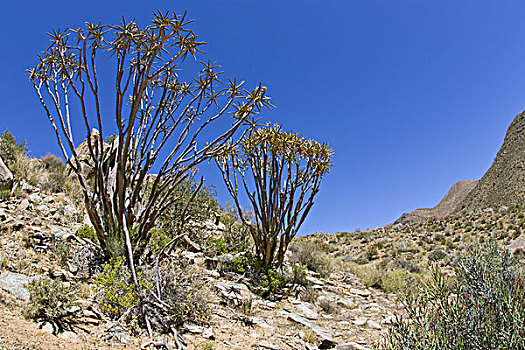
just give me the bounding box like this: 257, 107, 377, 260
208, 236, 228, 255
24, 277, 79, 333
289, 263, 308, 286
428, 249, 447, 261
156, 180, 220, 239
228, 253, 286, 297
382, 240, 525, 349
0, 129, 28, 177
218, 204, 253, 254
147, 228, 171, 254
290, 239, 332, 278
51, 240, 71, 265
76, 224, 98, 243
0, 190, 11, 201
93, 257, 151, 324
346, 262, 420, 295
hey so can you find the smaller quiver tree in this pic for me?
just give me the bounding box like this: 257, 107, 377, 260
216, 124, 333, 269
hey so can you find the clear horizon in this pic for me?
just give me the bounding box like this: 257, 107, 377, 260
1, 1, 524, 235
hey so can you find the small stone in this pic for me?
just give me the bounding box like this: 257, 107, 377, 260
17, 199, 30, 211
58, 331, 80, 342
184, 322, 203, 334
352, 318, 367, 326
202, 327, 215, 340
28, 193, 42, 204
83, 309, 98, 319
367, 320, 382, 330
40, 322, 55, 334
259, 341, 282, 350
35, 204, 50, 216
286, 312, 337, 349
350, 288, 371, 297
335, 342, 371, 350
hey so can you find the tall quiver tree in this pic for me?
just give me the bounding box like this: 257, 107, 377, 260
216, 124, 333, 269
28, 12, 271, 262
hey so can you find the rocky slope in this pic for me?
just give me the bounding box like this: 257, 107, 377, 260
0, 179, 401, 350
395, 180, 478, 224
460, 111, 525, 211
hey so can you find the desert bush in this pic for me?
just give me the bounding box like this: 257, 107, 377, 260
381, 240, 525, 349
37, 154, 68, 193
228, 253, 286, 297
298, 286, 319, 303
428, 249, 447, 262
156, 180, 221, 241
288, 263, 308, 287
220, 204, 253, 253
0, 129, 28, 177
93, 257, 151, 324
145, 263, 212, 330
290, 239, 332, 278
50, 240, 72, 265
0, 190, 11, 201
346, 262, 420, 295
76, 224, 98, 244
25, 277, 79, 334
206, 205, 253, 256
146, 228, 171, 255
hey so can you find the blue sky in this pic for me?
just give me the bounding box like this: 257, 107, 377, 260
1, 1, 524, 234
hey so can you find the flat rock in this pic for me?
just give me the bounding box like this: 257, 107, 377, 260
215, 281, 252, 306
352, 318, 367, 326
296, 302, 319, 320
286, 312, 337, 349
366, 320, 382, 330
0, 272, 43, 301
335, 343, 371, 350
259, 341, 282, 350
349, 288, 371, 297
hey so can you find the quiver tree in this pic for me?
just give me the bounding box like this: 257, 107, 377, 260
28, 11, 271, 263
216, 124, 333, 269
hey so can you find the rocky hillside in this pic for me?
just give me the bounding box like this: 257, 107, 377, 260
0, 174, 400, 350
460, 111, 525, 211
395, 180, 478, 224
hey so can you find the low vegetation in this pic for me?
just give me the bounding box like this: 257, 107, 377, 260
25, 277, 79, 334
382, 239, 525, 349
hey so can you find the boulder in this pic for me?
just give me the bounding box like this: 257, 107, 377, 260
0, 272, 43, 301
0, 156, 13, 191
215, 281, 252, 306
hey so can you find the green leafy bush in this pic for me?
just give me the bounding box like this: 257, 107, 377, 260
382, 240, 525, 349
147, 228, 171, 254
228, 253, 286, 297
25, 277, 79, 333
208, 236, 228, 255
93, 257, 151, 323
76, 224, 98, 244
156, 180, 220, 239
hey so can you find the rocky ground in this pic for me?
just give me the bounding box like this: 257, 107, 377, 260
0, 180, 402, 350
